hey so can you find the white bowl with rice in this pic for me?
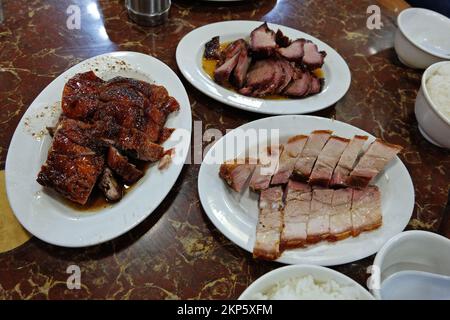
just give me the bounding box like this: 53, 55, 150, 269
239, 265, 374, 300
414, 61, 450, 149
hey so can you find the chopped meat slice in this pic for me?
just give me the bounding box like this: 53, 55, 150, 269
309, 75, 322, 95
251, 59, 284, 97
294, 130, 332, 180
275, 29, 291, 47
351, 186, 382, 236
303, 41, 327, 70
99, 83, 150, 110
115, 125, 164, 162
214, 52, 240, 84
219, 39, 247, 64
98, 168, 123, 202
107, 146, 144, 185
281, 181, 312, 248
271, 135, 308, 185
250, 22, 277, 57
309, 136, 350, 187
254, 186, 284, 260
307, 188, 333, 243
277, 39, 305, 62
277, 59, 295, 93
239, 59, 276, 96
348, 139, 402, 187
204, 36, 221, 60
103, 76, 153, 98
219, 158, 257, 192
232, 46, 252, 88
330, 135, 368, 187
329, 188, 353, 241
284, 70, 311, 97
158, 127, 175, 144
249, 145, 283, 191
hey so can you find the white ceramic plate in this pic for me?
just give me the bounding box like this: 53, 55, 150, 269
176, 20, 351, 115
5, 51, 192, 247
198, 115, 414, 265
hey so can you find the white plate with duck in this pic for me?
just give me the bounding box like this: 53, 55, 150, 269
176, 21, 351, 115
198, 115, 414, 265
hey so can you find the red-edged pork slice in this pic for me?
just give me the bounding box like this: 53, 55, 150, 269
330, 135, 368, 187
254, 186, 284, 260
281, 180, 311, 248
253, 59, 284, 97
329, 188, 353, 241
219, 158, 257, 192
214, 52, 240, 84
219, 39, 247, 64
277, 39, 305, 62
250, 22, 277, 57
309, 136, 350, 187
250, 145, 283, 191
307, 188, 333, 243
294, 130, 333, 180
275, 29, 291, 47
277, 60, 295, 93
271, 135, 308, 185
351, 186, 382, 236
204, 36, 220, 60
284, 70, 311, 97
302, 41, 326, 70
308, 75, 322, 95
348, 139, 402, 188
239, 59, 275, 96
232, 47, 252, 88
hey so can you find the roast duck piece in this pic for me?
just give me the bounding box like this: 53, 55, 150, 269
37, 71, 179, 205
204, 22, 327, 98
219, 131, 402, 260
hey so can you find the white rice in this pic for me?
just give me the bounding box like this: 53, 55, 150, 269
426, 63, 450, 121
252, 275, 363, 300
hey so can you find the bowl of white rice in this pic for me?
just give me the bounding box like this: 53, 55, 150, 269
415, 61, 450, 149
238, 265, 374, 300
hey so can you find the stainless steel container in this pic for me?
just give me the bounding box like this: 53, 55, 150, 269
126, 0, 171, 27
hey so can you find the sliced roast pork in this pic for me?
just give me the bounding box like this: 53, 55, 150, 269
277, 59, 295, 93
254, 186, 284, 260
351, 186, 382, 236
309, 75, 322, 95
281, 180, 311, 248
250, 145, 283, 191
329, 188, 353, 241
220, 39, 247, 63
214, 52, 240, 84
284, 69, 311, 97
204, 36, 221, 60
309, 136, 350, 187
348, 139, 402, 187
294, 130, 332, 180
330, 135, 368, 187
303, 41, 326, 70
271, 135, 308, 185
251, 59, 285, 97
277, 39, 305, 62
219, 158, 257, 192
231, 46, 252, 88
250, 22, 277, 57
307, 188, 333, 243
239, 59, 276, 96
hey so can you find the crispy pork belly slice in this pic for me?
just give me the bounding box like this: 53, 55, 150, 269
329, 188, 353, 241
98, 167, 123, 202
281, 181, 312, 248
294, 130, 333, 180
302, 41, 327, 70
351, 186, 382, 236
254, 186, 284, 260
309, 136, 350, 187
271, 135, 308, 185
219, 158, 257, 192
330, 135, 368, 187
250, 22, 277, 57
277, 39, 306, 62
214, 52, 240, 84
232, 46, 252, 88
204, 36, 220, 60
348, 139, 402, 187
107, 146, 144, 185
250, 145, 283, 191
284, 70, 311, 97
275, 29, 291, 47
307, 188, 333, 243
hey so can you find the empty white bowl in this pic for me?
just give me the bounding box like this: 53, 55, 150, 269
239, 265, 374, 300
372, 230, 450, 299
395, 8, 450, 69
414, 61, 450, 148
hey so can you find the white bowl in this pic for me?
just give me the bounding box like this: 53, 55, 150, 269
395, 8, 450, 69
239, 265, 374, 300
372, 230, 450, 299
414, 61, 450, 148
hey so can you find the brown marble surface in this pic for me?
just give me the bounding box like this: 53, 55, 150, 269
0, 0, 449, 299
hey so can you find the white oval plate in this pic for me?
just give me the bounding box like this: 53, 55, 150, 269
198, 115, 414, 265
5, 51, 192, 247
176, 21, 351, 115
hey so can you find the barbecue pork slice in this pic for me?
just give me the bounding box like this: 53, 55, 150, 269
250, 22, 277, 57
277, 39, 306, 62
231, 46, 252, 88
204, 36, 221, 60
302, 41, 326, 70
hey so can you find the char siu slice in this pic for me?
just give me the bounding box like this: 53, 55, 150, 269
277, 39, 305, 62
329, 188, 353, 241
277, 59, 295, 93
249, 145, 283, 191
219, 158, 257, 192
351, 186, 382, 236
307, 188, 333, 243
250, 22, 277, 57
330, 135, 368, 187
303, 41, 326, 70
231, 46, 252, 88
294, 130, 332, 180
239, 59, 276, 96
309, 75, 322, 95
284, 70, 311, 97
251, 59, 285, 97
271, 135, 308, 185
348, 139, 402, 188
204, 36, 221, 60
98, 167, 123, 202
254, 186, 284, 260
219, 39, 247, 64
107, 146, 144, 185
281, 181, 311, 248
309, 136, 350, 187
275, 29, 291, 47
214, 52, 240, 84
